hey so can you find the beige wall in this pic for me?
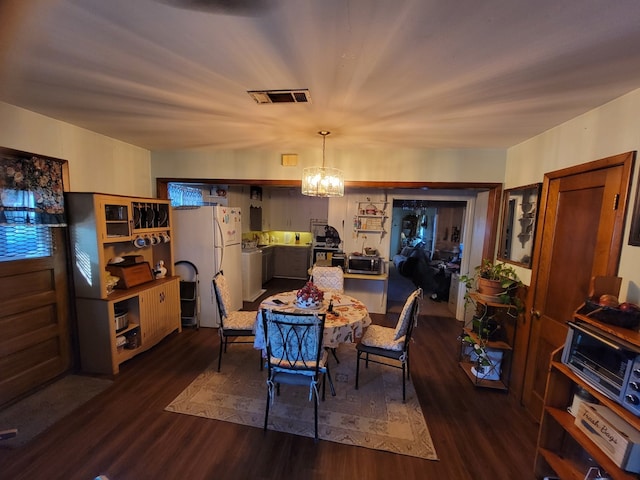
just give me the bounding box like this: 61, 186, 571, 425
3, 84, 640, 302
0, 102, 152, 197
150, 147, 507, 186
506, 87, 640, 302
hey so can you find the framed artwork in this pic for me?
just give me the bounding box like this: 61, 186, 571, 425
497, 183, 542, 268
629, 181, 640, 246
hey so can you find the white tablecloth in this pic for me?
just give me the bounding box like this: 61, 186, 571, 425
254, 290, 371, 350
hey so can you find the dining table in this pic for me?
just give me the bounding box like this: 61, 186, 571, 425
253, 290, 372, 351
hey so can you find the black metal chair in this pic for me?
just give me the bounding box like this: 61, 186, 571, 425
355, 288, 422, 402
261, 308, 335, 442
212, 270, 259, 372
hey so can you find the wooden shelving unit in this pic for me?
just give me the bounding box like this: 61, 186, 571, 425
354, 201, 388, 235
534, 313, 640, 479
459, 294, 517, 391
66, 192, 181, 375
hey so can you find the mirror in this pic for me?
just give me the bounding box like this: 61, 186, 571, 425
498, 183, 541, 268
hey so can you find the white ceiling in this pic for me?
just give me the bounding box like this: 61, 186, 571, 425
2, 0, 640, 152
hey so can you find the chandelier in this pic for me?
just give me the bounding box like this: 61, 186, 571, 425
301, 131, 344, 197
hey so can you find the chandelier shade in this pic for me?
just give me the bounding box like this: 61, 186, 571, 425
301, 131, 344, 197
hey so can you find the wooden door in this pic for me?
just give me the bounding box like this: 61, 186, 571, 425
521, 152, 634, 421
0, 227, 71, 406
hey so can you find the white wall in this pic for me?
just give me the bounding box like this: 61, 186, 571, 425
0, 102, 152, 196
506, 87, 640, 302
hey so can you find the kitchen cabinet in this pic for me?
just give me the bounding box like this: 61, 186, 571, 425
262, 247, 274, 284
273, 246, 310, 279
66, 192, 174, 299
266, 188, 328, 231
459, 294, 517, 391
66, 192, 181, 375
534, 312, 640, 480
75, 278, 180, 375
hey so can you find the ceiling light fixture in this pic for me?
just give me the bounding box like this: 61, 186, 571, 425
301, 131, 344, 197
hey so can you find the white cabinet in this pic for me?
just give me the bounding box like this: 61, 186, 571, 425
266, 188, 328, 231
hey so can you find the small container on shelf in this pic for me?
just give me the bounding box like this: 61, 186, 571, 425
116, 335, 127, 353
125, 331, 138, 349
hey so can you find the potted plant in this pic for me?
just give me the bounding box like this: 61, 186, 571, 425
462, 334, 503, 381
460, 258, 524, 311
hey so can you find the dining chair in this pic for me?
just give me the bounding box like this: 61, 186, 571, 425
212, 270, 259, 372
355, 287, 422, 402
261, 308, 335, 442
311, 265, 344, 293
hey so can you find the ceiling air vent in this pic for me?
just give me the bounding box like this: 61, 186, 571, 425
247, 89, 311, 104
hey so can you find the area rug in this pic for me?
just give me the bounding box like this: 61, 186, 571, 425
0, 375, 113, 448
165, 343, 438, 460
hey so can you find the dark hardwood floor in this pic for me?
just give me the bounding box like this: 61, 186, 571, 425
0, 277, 539, 480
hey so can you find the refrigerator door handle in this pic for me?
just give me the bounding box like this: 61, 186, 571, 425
214, 217, 225, 272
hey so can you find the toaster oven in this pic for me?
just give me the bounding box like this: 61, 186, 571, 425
346, 255, 384, 275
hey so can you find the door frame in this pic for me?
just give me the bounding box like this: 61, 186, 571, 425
517, 151, 635, 416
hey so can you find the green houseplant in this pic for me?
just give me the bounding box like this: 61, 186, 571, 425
460, 258, 524, 313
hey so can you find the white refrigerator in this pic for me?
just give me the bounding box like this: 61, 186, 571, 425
172, 206, 243, 328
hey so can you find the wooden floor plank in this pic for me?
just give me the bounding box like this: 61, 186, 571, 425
0, 277, 539, 480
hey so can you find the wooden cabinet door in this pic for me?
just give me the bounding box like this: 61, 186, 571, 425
139, 280, 180, 346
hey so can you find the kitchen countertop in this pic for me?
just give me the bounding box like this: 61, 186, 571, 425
257, 244, 311, 249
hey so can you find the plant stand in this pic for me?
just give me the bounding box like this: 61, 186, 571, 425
458, 293, 518, 391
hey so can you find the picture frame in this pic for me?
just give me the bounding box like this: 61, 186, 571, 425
497, 183, 542, 268
629, 180, 640, 246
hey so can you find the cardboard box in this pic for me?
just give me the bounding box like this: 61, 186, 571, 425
575, 401, 640, 473
106, 262, 154, 289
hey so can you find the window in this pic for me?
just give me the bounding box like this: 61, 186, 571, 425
168, 183, 203, 207
0, 224, 53, 261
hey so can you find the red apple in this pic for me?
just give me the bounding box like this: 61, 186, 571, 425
619, 302, 640, 312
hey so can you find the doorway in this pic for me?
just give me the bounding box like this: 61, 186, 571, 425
387, 199, 468, 315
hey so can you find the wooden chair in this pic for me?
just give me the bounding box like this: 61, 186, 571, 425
212, 270, 259, 372
261, 308, 335, 442
355, 288, 422, 402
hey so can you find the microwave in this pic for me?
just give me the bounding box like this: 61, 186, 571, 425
346, 255, 383, 275
562, 320, 640, 416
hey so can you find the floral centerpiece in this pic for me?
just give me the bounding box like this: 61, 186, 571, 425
295, 281, 324, 309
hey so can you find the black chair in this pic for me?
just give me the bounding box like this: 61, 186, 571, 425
261, 308, 335, 442
355, 288, 422, 402
212, 270, 259, 372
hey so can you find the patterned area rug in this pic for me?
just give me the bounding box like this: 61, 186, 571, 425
165, 343, 438, 460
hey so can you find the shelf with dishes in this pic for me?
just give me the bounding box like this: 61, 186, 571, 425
354, 200, 388, 234
103, 199, 171, 242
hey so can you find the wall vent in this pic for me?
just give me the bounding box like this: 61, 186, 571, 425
247, 89, 311, 104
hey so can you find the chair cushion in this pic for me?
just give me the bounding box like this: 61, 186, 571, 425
223, 310, 257, 330
312, 266, 344, 292
270, 348, 329, 374
214, 274, 231, 317
361, 324, 405, 351
393, 289, 420, 340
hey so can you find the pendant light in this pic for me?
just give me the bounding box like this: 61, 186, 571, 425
301, 131, 344, 197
